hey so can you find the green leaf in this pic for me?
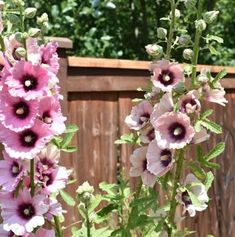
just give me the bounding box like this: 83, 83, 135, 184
88, 195, 102, 214
60, 190, 76, 206
64, 124, 79, 133
203, 160, 220, 169
186, 189, 203, 208
99, 182, 117, 196
208, 45, 218, 55
205, 172, 214, 191
196, 145, 204, 162
61, 146, 77, 153
114, 133, 138, 145
200, 119, 222, 134
206, 142, 225, 161
188, 162, 206, 180
214, 69, 227, 83
200, 109, 213, 120
206, 34, 224, 44
97, 203, 118, 217
92, 228, 113, 237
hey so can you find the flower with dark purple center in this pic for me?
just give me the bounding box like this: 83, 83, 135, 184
153, 112, 195, 149
147, 140, 174, 177
151, 60, 184, 92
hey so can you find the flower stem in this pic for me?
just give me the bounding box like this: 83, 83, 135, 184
166, 0, 176, 59
0, 35, 5, 52
191, 0, 204, 87
54, 216, 63, 237
85, 208, 91, 237
30, 159, 35, 196
168, 149, 184, 236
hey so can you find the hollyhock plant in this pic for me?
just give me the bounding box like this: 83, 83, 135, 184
5, 60, 51, 100
153, 112, 195, 149
39, 96, 66, 135
151, 60, 184, 92
176, 173, 209, 217
1, 188, 48, 235
0, 151, 28, 192
0, 90, 39, 132
0, 120, 53, 159
129, 146, 156, 187
125, 101, 153, 130
146, 140, 174, 177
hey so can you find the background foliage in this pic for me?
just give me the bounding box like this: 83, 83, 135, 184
27, 0, 235, 66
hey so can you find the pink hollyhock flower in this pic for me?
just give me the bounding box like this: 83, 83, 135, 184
150, 92, 174, 125
192, 127, 210, 144
30, 228, 55, 237
40, 42, 59, 74
0, 120, 53, 159
151, 60, 184, 92
153, 112, 195, 149
5, 60, 51, 100
176, 173, 209, 217
202, 83, 227, 106
179, 90, 201, 114
125, 101, 153, 130
26, 38, 41, 65
146, 140, 174, 177
45, 198, 65, 221
0, 151, 28, 191
1, 188, 49, 235
129, 147, 156, 187
39, 96, 66, 135
36, 166, 71, 194
140, 126, 155, 144
5, 34, 22, 64
0, 90, 39, 132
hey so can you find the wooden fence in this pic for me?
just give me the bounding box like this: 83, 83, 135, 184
56, 39, 235, 237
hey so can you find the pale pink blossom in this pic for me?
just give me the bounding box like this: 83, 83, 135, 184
125, 101, 153, 130
0, 120, 53, 159
151, 60, 184, 92
202, 83, 227, 106
176, 174, 209, 217
5, 60, 51, 100
153, 112, 195, 149
129, 147, 156, 187
146, 140, 174, 177
45, 198, 65, 221
0, 90, 39, 132
192, 127, 210, 144
39, 96, 66, 135
0, 151, 28, 191
1, 188, 48, 235
179, 90, 201, 114
150, 92, 174, 125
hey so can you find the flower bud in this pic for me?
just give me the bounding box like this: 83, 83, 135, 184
157, 27, 167, 39
195, 19, 206, 31
28, 28, 41, 37
78, 203, 86, 212
15, 32, 24, 43
203, 11, 219, 24
37, 13, 49, 25
76, 181, 94, 195
183, 48, 193, 61
184, 0, 196, 9
178, 35, 191, 45
24, 8, 37, 19
15, 47, 26, 58
170, 9, 181, 18
145, 44, 163, 58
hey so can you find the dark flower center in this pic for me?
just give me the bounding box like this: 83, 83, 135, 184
13, 101, 30, 119
168, 122, 186, 141
10, 161, 22, 177
181, 98, 197, 113
158, 69, 174, 86
12, 47, 21, 61
18, 203, 35, 220
36, 158, 55, 174
21, 74, 38, 91
143, 159, 147, 171
182, 191, 192, 206
42, 111, 53, 124
8, 231, 16, 237
147, 128, 155, 141
41, 55, 49, 64
20, 130, 38, 147
139, 113, 150, 125
42, 173, 53, 186
160, 149, 172, 167
0, 64, 4, 72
